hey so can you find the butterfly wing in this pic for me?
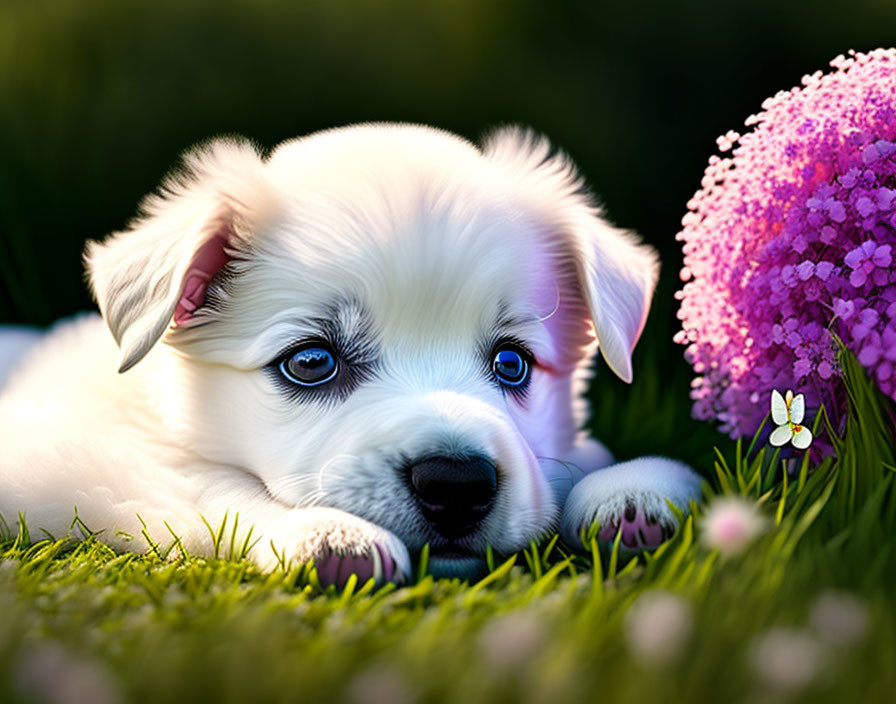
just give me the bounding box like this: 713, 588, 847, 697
790, 394, 806, 425
792, 426, 813, 449
770, 390, 789, 425
769, 423, 794, 447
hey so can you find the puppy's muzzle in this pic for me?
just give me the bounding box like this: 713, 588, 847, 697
408, 455, 497, 538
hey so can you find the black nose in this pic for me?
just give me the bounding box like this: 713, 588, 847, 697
408, 455, 498, 538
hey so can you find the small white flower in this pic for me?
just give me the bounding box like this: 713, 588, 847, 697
624, 590, 694, 667
0, 560, 18, 580
478, 610, 546, 670
809, 590, 869, 647
700, 496, 766, 557
346, 664, 415, 704
14, 644, 121, 704
769, 389, 813, 449
749, 627, 824, 692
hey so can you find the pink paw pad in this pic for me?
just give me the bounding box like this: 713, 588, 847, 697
314, 544, 397, 589
597, 501, 674, 550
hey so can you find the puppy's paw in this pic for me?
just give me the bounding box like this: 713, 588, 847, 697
560, 456, 702, 551
258, 507, 412, 588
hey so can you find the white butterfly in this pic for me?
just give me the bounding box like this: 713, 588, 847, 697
769, 389, 813, 449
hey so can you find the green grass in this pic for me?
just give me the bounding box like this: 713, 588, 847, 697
1, 346, 894, 703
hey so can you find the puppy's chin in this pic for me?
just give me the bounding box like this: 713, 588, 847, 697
426, 555, 490, 580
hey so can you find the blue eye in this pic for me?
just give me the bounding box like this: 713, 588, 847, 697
492, 345, 530, 387
279, 344, 338, 386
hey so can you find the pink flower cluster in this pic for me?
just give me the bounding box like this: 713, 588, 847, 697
675, 49, 896, 440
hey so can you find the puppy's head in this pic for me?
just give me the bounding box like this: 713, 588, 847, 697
86, 124, 658, 577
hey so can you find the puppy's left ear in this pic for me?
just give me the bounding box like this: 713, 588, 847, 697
561, 205, 659, 383
484, 128, 659, 383
85, 138, 271, 373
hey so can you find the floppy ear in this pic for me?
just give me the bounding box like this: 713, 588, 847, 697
85, 138, 271, 373
564, 208, 659, 383
483, 128, 659, 383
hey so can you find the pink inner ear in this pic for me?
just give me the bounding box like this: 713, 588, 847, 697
173, 235, 232, 325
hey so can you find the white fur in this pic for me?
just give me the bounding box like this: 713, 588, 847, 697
0, 326, 42, 391
0, 124, 700, 579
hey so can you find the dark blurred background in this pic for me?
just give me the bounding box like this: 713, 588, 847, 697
2, 0, 894, 468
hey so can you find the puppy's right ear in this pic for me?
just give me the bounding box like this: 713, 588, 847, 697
85, 139, 271, 373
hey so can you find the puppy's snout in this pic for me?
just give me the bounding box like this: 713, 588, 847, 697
408, 455, 497, 538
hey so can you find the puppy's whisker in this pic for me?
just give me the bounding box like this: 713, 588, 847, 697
534, 281, 561, 323
267, 472, 346, 503
268, 454, 359, 507
267, 474, 320, 493
298, 490, 326, 509
535, 456, 578, 481
314, 454, 361, 494
270, 474, 344, 493
299, 485, 342, 509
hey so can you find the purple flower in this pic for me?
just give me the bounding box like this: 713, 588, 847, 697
829, 202, 848, 223
844, 241, 891, 286
794, 359, 813, 379
856, 197, 876, 218
833, 298, 856, 320
839, 169, 859, 188
815, 261, 834, 280
877, 188, 895, 211
676, 49, 896, 443
853, 309, 880, 340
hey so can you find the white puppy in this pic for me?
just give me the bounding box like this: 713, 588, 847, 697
0, 124, 700, 584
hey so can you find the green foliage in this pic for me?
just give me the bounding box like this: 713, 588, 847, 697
1, 351, 894, 703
